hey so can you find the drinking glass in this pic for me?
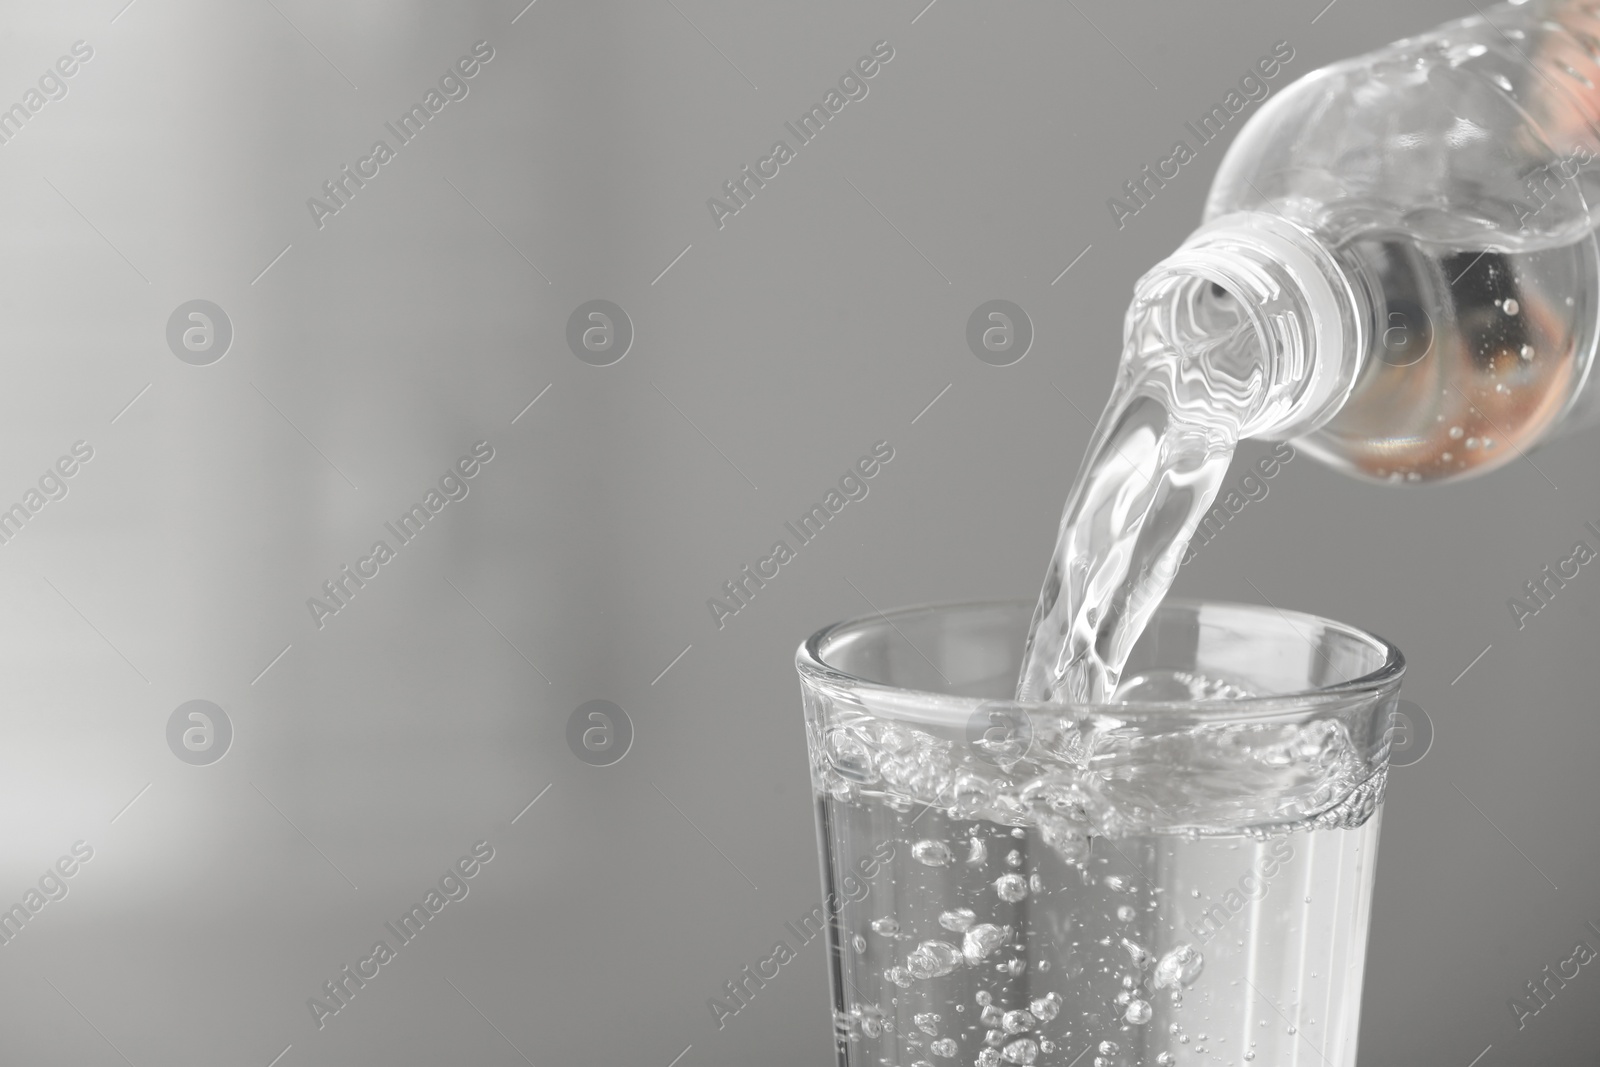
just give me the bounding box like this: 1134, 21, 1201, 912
797, 598, 1404, 1067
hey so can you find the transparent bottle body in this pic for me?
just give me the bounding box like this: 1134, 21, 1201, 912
1204, 0, 1600, 481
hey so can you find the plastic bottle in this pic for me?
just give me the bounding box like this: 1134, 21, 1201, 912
1139, 0, 1600, 482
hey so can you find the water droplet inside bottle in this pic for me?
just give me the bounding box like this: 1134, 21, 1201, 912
1502, 298, 1520, 315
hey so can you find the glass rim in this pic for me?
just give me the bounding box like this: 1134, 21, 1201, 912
796, 596, 1405, 724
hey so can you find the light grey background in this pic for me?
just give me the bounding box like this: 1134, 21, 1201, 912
0, 0, 1594, 1064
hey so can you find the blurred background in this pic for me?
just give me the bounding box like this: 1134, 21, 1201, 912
0, 0, 1594, 1063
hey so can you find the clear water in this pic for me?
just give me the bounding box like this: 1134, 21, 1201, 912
815, 680, 1384, 1067
1015, 279, 1265, 705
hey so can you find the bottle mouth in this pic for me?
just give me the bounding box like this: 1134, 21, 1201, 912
1141, 212, 1366, 440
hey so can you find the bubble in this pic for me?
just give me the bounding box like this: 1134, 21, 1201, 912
1448, 425, 1464, 439
967, 837, 989, 866
1120, 938, 1154, 972
1124, 998, 1153, 1025
1465, 436, 1480, 449
1287, 1025, 1297, 1034
1520, 344, 1535, 360
939, 908, 977, 932
1153, 943, 1205, 988
1104, 875, 1128, 891
1004, 957, 1026, 976
977, 990, 993, 1006
1012, 827, 1027, 838
1029, 872, 1044, 894
964, 924, 1011, 964
906, 940, 964, 979
1006, 849, 1023, 868
1157, 1055, 1176, 1066
852, 934, 866, 953
978, 1049, 1001, 1067
913, 840, 955, 867
1002, 1038, 1040, 1064
870, 918, 900, 936
1099, 1041, 1120, 1055
981, 1003, 1004, 1027
1030, 991, 1062, 1023
931, 1038, 958, 1058
1503, 298, 1520, 315
1002, 1009, 1035, 1034
915, 1012, 941, 1035
886, 965, 914, 988
995, 874, 1029, 902
1244, 1052, 1256, 1061
1116, 905, 1136, 922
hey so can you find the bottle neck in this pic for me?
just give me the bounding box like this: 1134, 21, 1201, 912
1136, 211, 1370, 440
